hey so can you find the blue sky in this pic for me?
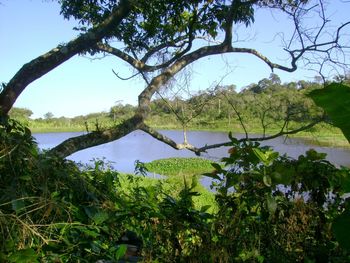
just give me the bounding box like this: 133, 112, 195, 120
1, 0, 349, 118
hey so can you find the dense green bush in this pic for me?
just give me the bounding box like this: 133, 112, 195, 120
203, 134, 350, 262
1, 119, 350, 262
0, 119, 125, 262
0, 119, 214, 262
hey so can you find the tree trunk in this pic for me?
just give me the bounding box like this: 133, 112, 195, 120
183, 126, 188, 144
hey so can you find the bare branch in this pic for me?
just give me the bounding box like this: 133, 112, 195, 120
139, 123, 200, 153
112, 69, 140, 80
281, 1, 350, 77
221, 92, 249, 139
96, 17, 197, 74
196, 118, 324, 153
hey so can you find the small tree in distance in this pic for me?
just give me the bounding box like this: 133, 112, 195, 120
9, 107, 33, 120
43, 112, 54, 120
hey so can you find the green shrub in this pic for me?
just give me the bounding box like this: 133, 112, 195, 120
0, 119, 124, 262
1, 119, 350, 262
204, 135, 350, 262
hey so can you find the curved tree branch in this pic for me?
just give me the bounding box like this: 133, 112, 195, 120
51, 35, 332, 157
139, 123, 200, 153
96, 33, 194, 73
49, 115, 143, 157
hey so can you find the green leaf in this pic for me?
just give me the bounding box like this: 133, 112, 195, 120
228, 132, 238, 144
75, 226, 100, 238
338, 169, 350, 192
266, 195, 277, 215
271, 164, 295, 185
267, 151, 279, 162
305, 149, 327, 161
257, 255, 265, 263
308, 83, 350, 144
202, 172, 221, 181
91, 211, 109, 225
115, 244, 127, 260
253, 148, 268, 164
332, 209, 350, 251
84, 206, 108, 224
263, 175, 272, 187
51, 191, 60, 198
200, 205, 211, 212
211, 162, 223, 172
19, 175, 31, 181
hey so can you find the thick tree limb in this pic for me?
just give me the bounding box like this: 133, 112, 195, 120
50, 110, 322, 158
49, 116, 142, 158
97, 41, 193, 73
0, 0, 132, 116
139, 118, 323, 156
50, 40, 322, 157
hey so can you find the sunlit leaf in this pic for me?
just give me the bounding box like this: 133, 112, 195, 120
253, 148, 268, 164
267, 151, 279, 162
115, 244, 128, 260
92, 211, 109, 225
263, 175, 272, 187
266, 195, 277, 215
308, 83, 350, 144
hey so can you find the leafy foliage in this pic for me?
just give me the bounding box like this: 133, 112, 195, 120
204, 136, 350, 262
308, 82, 350, 253
1, 118, 350, 262
0, 119, 125, 262
60, 0, 256, 51
308, 83, 350, 143
58, 0, 310, 57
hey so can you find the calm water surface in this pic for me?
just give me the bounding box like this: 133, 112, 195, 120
33, 130, 350, 175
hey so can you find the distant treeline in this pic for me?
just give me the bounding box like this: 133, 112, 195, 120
9, 74, 350, 137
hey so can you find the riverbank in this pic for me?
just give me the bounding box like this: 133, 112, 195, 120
30, 122, 349, 148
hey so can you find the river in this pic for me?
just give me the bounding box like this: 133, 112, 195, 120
33, 130, 350, 175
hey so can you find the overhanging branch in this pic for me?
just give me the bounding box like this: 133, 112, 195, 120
139, 123, 200, 153
196, 118, 324, 153
49, 116, 143, 158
